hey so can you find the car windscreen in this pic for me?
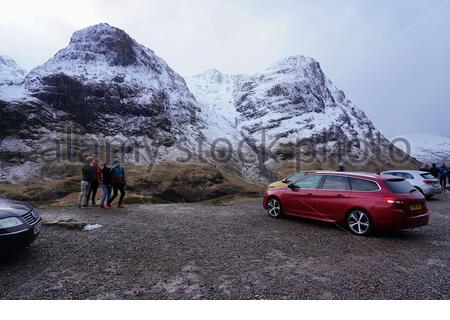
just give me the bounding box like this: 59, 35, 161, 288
420, 173, 435, 180
286, 172, 305, 183
383, 179, 416, 194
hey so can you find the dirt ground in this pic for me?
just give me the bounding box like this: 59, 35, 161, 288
1, 192, 449, 300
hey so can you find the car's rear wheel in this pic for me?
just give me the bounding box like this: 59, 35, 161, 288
267, 198, 283, 218
346, 209, 373, 236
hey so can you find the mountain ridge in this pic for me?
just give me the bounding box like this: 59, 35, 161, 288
0, 23, 419, 185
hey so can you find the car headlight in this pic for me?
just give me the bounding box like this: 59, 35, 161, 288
0, 217, 24, 229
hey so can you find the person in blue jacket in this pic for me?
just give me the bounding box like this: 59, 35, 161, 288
108, 156, 127, 208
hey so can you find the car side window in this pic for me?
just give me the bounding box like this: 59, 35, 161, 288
350, 178, 379, 192
321, 175, 351, 191
404, 173, 414, 180
392, 172, 413, 180
293, 175, 323, 190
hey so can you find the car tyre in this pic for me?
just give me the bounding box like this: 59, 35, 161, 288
346, 209, 373, 236
267, 197, 283, 219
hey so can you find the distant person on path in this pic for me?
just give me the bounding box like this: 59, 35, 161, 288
420, 164, 430, 172
100, 163, 112, 209
429, 163, 439, 179
447, 163, 450, 189
337, 162, 345, 172
108, 157, 126, 208
77, 156, 94, 209
87, 158, 101, 206
438, 163, 448, 189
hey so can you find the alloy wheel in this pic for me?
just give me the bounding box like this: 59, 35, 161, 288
267, 198, 282, 218
348, 210, 371, 235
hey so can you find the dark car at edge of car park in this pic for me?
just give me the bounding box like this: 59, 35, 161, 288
264, 172, 429, 236
0, 198, 42, 255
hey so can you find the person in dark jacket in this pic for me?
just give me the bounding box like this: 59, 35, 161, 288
438, 163, 448, 189
87, 158, 101, 206
100, 163, 112, 209
420, 164, 430, 172
77, 156, 94, 209
429, 163, 439, 179
108, 157, 126, 208
337, 162, 345, 172
447, 163, 450, 189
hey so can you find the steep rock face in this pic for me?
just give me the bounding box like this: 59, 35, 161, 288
20, 23, 200, 140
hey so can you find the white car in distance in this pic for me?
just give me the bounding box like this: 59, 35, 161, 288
381, 170, 442, 199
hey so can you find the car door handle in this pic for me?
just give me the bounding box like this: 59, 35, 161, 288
336, 194, 345, 198
307, 193, 313, 196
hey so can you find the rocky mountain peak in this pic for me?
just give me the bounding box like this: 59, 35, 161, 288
67, 23, 139, 67
200, 69, 224, 83
0, 54, 27, 83
268, 55, 317, 73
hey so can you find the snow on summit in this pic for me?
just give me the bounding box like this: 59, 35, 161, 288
25, 23, 194, 102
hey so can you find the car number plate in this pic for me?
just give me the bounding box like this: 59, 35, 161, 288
34, 221, 42, 235
410, 203, 422, 211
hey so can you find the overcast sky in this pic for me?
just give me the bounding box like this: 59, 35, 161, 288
1, 0, 449, 138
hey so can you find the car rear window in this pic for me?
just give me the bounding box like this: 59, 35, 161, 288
321, 175, 351, 191
350, 178, 379, 192
383, 179, 416, 194
420, 173, 435, 179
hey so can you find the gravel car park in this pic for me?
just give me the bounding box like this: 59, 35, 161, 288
0, 193, 449, 300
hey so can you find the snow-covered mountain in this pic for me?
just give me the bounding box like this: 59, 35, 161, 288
0, 55, 27, 83
0, 23, 207, 181
0, 23, 419, 183
187, 56, 396, 168
391, 134, 450, 165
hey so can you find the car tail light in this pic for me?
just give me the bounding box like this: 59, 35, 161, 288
423, 179, 434, 185
384, 197, 404, 204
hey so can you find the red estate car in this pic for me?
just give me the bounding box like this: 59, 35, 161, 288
263, 172, 429, 236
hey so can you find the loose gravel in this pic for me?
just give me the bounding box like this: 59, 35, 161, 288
1, 192, 449, 299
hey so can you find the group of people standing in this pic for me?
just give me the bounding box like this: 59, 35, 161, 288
421, 163, 449, 189
77, 156, 127, 209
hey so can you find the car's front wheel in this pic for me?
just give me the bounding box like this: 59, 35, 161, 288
346, 209, 373, 236
267, 198, 283, 218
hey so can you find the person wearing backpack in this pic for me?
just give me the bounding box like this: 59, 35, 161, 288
100, 163, 112, 209
108, 157, 126, 208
